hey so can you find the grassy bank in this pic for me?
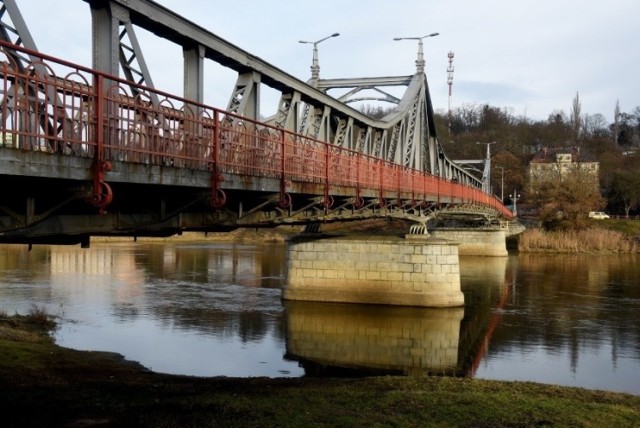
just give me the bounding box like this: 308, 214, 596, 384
596, 218, 640, 236
1, 311, 639, 427
518, 224, 640, 253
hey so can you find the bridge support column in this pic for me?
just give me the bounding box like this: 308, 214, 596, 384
284, 235, 464, 308
428, 228, 507, 256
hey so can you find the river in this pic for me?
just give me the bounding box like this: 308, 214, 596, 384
0, 241, 638, 395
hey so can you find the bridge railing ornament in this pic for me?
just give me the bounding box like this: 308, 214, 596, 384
0, 39, 513, 220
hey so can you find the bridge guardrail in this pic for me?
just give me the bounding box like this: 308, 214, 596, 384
0, 40, 513, 220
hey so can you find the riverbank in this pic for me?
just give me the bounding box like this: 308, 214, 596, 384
1, 310, 639, 427
517, 220, 640, 253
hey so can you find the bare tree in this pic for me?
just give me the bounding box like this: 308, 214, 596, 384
569, 91, 583, 146
610, 171, 640, 218
583, 113, 609, 138
535, 166, 605, 230
614, 100, 620, 145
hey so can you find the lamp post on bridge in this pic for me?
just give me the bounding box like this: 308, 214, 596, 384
393, 32, 439, 73
476, 141, 496, 195
299, 32, 340, 87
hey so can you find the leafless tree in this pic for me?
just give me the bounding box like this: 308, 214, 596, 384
583, 113, 609, 138
569, 92, 583, 145
614, 100, 620, 145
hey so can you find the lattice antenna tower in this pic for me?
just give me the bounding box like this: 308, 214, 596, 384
447, 51, 455, 125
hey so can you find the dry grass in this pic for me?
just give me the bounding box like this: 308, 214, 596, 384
0, 305, 56, 343
0, 324, 43, 343
518, 228, 639, 253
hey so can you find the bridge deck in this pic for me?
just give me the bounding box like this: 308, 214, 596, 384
0, 40, 511, 245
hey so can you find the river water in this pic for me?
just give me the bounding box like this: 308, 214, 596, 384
0, 241, 638, 395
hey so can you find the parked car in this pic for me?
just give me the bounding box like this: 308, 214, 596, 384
588, 211, 610, 219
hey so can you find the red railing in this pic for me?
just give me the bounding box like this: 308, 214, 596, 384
0, 40, 513, 219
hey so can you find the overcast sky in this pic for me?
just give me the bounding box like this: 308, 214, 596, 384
12, 0, 640, 123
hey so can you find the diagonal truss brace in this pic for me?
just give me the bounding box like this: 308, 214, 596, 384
0, 0, 78, 153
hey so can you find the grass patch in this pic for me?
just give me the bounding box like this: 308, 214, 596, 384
596, 218, 640, 237
0, 313, 639, 427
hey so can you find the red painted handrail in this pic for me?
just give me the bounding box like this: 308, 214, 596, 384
0, 40, 513, 219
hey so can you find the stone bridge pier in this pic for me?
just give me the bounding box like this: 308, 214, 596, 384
284, 234, 464, 308
428, 228, 508, 257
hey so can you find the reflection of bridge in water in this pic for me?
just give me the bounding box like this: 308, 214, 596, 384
0, 240, 515, 376
42, 241, 514, 376
457, 256, 512, 377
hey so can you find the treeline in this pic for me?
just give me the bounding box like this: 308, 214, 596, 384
357, 96, 640, 225
430, 97, 640, 223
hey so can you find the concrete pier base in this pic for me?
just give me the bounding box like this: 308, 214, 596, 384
429, 228, 508, 256
284, 235, 464, 308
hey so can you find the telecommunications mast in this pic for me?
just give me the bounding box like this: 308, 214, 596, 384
447, 51, 455, 127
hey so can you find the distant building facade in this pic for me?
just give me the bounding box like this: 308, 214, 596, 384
528, 147, 599, 187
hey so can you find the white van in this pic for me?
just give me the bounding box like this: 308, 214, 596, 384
588, 211, 610, 219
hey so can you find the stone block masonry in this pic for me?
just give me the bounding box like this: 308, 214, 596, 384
429, 229, 508, 256
284, 235, 464, 307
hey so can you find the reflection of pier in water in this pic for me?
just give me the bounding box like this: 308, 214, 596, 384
285, 301, 464, 376
285, 256, 511, 377
457, 256, 512, 377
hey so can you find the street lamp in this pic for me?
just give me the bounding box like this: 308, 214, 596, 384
509, 189, 521, 216
476, 141, 496, 194
496, 166, 504, 202
393, 32, 439, 73
299, 32, 340, 86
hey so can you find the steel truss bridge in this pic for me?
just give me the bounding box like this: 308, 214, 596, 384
0, 0, 511, 246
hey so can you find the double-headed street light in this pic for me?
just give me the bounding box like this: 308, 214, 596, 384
299, 32, 340, 85
393, 32, 439, 73
510, 189, 521, 216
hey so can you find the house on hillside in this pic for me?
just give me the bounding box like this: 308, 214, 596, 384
528, 147, 599, 187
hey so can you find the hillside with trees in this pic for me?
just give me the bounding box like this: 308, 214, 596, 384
426, 95, 640, 228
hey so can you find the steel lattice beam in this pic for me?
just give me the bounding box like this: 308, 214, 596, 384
0, 0, 481, 185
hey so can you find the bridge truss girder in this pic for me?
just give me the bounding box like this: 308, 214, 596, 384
0, 175, 500, 247
0, 0, 82, 153
80, 0, 481, 186
0, 0, 492, 231
1, 0, 482, 185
